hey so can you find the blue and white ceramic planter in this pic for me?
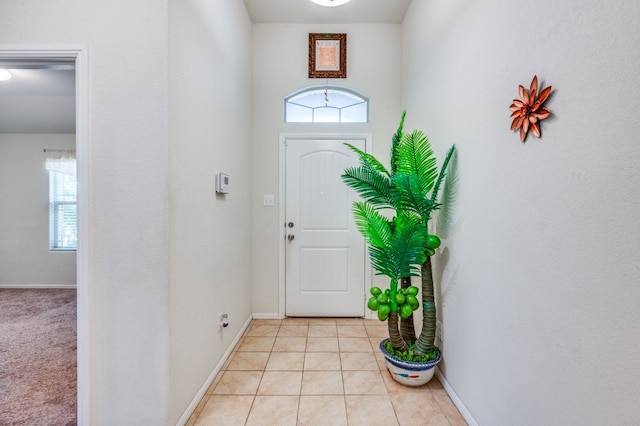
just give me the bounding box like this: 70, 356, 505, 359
380, 339, 442, 386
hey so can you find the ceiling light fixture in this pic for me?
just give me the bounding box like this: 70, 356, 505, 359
310, 0, 352, 7
0, 69, 12, 81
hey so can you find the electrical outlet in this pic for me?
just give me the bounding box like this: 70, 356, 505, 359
218, 313, 229, 330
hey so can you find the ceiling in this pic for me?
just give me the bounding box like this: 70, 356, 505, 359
0, 0, 412, 134
243, 0, 412, 24
0, 61, 75, 134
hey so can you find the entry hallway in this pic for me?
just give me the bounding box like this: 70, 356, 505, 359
187, 318, 466, 425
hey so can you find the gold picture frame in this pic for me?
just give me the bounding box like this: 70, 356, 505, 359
308, 33, 347, 78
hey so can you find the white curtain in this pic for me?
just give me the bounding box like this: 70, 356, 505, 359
44, 149, 76, 177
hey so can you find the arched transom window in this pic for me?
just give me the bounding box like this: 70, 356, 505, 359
285, 85, 369, 123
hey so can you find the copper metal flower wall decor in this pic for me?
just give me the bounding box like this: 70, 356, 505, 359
510, 75, 553, 143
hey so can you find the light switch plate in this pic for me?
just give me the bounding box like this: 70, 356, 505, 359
263, 194, 275, 207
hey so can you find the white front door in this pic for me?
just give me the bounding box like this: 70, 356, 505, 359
284, 138, 366, 317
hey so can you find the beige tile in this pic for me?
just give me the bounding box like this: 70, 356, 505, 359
389, 393, 450, 426
212, 371, 262, 395
257, 371, 302, 395
226, 351, 270, 371
343, 370, 387, 395
272, 336, 307, 352
337, 324, 368, 337
301, 371, 344, 395
188, 317, 463, 426
282, 317, 309, 325
304, 352, 341, 370
336, 318, 365, 325
448, 415, 469, 426
365, 324, 389, 338
265, 352, 305, 371
205, 371, 224, 394
308, 325, 338, 337
246, 324, 280, 337
187, 394, 210, 425
434, 393, 467, 425
345, 395, 399, 426
237, 336, 275, 352
340, 352, 379, 371
369, 337, 385, 352
245, 395, 299, 426
339, 337, 374, 352
428, 376, 448, 395
194, 395, 253, 425
374, 351, 388, 371
306, 337, 339, 352
308, 318, 337, 325
298, 395, 348, 426
278, 325, 309, 337
221, 352, 234, 370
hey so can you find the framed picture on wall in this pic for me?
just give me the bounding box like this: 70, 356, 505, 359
308, 33, 347, 78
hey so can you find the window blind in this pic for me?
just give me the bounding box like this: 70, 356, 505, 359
45, 149, 77, 250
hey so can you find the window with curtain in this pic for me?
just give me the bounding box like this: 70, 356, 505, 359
285, 85, 369, 123
45, 149, 77, 250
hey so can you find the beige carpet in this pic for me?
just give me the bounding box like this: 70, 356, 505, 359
0, 289, 77, 426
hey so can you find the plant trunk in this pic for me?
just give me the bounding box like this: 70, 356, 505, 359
415, 256, 436, 356
388, 310, 408, 352
399, 277, 416, 343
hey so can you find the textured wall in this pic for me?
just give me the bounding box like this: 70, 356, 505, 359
403, 0, 640, 424
168, 0, 253, 423
1, 1, 170, 423
250, 23, 403, 316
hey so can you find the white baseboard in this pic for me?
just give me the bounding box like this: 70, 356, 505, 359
0, 284, 77, 289
251, 312, 284, 320
435, 368, 478, 426
176, 314, 253, 426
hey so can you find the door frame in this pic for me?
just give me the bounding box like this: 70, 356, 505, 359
0, 45, 90, 424
278, 133, 373, 319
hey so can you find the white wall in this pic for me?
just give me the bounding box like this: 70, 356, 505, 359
1, 1, 171, 423
0, 134, 76, 286
168, 0, 253, 423
2, 0, 252, 422
403, 0, 640, 424
251, 24, 403, 316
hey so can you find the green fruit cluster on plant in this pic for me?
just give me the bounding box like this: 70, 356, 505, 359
425, 234, 441, 257
367, 286, 421, 321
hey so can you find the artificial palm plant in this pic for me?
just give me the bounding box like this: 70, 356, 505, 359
342, 111, 455, 361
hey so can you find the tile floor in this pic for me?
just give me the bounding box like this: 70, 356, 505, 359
187, 318, 466, 426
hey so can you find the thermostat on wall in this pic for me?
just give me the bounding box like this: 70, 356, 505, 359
215, 172, 230, 194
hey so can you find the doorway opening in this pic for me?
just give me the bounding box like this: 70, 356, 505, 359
0, 46, 89, 424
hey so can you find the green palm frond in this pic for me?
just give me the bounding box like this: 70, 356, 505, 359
392, 173, 435, 220
342, 166, 394, 208
429, 144, 456, 206
344, 143, 390, 176
391, 216, 430, 276
352, 201, 391, 249
369, 216, 429, 280
390, 110, 406, 175
395, 130, 438, 195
